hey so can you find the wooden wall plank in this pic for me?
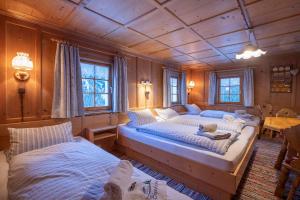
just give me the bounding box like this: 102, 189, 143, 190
5, 21, 40, 122
127, 56, 137, 108
188, 53, 300, 114
151, 62, 163, 108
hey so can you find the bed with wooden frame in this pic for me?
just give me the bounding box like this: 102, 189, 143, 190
117, 110, 259, 200
0, 118, 93, 151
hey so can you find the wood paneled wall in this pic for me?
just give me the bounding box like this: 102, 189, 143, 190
187, 53, 300, 114
0, 15, 165, 126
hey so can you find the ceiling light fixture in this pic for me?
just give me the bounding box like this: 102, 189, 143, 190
235, 29, 267, 60
235, 44, 266, 60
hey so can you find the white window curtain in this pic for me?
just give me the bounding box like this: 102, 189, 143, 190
243, 68, 254, 107
51, 42, 84, 118
208, 72, 217, 105
163, 68, 171, 107
112, 55, 128, 112
181, 72, 187, 105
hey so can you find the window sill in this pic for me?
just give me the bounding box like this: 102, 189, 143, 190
84, 110, 114, 116
215, 103, 244, 107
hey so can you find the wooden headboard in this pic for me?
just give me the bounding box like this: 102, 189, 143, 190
0, 118, 83, 150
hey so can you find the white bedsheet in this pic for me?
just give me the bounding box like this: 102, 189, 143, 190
0, 151, 8, 200
118, 125, 256, 172
8, 137, 191, 200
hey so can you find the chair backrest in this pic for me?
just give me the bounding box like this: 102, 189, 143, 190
258, 104, 273, 120
276, 108, 297, 118
286, 125, 300, 154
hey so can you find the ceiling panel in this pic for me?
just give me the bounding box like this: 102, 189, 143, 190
201, 55, 229, 64
172, 55, 194, 62
192, 9, 245, 39
166, 0, 237, 25
69, 0, 81, 4
129, 10, 182, 38
244, 0, 260, 5
189, 50, 219, 59
263, 42, 300, 54
66, 8, 119, 37
156, 28, 199, 47
182, 60, 205, 65
257, 31, 300, 48
218, 42, 250, 54
246, 0, 300, 26
208, 30, 249, 47
5, 0, 76, 25
174, 40, 210, 54
130, 40, 168, 54
151, 48, 183, 59
104, 27, 148, 46
254, 15, 300, 39
85, 0, 156, 25
156, 0, 169, 4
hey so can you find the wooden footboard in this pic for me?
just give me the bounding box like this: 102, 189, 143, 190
117, 130, 257, 200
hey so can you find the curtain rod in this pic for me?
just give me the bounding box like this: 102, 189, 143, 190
50, 38, 117, 56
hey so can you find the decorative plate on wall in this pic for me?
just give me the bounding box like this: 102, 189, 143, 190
270, 65, 293, 93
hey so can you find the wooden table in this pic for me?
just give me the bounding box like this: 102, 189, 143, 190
263, 117, 300, 169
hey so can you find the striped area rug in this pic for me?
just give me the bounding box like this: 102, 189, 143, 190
123, 139, 300, 200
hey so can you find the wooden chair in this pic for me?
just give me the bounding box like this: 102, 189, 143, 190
257, 104, 273, 138
275, 125, 300, 199
276, 108, 297, 118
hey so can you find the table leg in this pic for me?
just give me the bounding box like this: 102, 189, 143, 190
275, 136, 288, 170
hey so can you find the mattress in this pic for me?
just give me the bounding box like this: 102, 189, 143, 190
7, 137, 190, 200
118, 125, 256, 172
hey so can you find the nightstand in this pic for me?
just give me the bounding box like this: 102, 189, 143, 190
85, 125, 117, 152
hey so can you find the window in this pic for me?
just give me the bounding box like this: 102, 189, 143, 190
170, 76, 179, 104
81, 62, 111, 110
218, 77, 241, 104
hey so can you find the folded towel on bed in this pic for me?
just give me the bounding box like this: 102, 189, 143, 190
101, 160, 134, 200
198, 123, 217, 132
196, 131, 231, 140
126, 179, 167, 200
223, 114, 236, 121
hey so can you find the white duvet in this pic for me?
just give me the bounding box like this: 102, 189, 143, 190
168, 115, 245, 132
8, 138, 190, 200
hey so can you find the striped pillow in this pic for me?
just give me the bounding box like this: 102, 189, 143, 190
127, 109, 156, 128
7, 122, 74, 158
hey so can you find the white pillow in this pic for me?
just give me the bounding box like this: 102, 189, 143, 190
0, 151, 8, 200
7, 121, 74, 159
127, 109, 156, 128
185, 104, 201, 115
155, 108, 179, 120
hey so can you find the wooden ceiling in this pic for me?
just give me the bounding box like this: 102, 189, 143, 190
1, 0, 300, 68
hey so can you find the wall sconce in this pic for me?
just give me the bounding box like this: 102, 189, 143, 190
187, 80, 195, 95
140, 80, 152, 100
12, 52, 33, 121
12, 52, 33, 81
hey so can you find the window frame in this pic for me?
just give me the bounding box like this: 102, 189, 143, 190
80, 59, 112, 111
217, 74, 243, 105
170, 76, 180, 105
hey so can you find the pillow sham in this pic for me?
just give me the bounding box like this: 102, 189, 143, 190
155, 108, 179, 120
7, 121, 74, 158
185, 104, 201, 115
200, 110, 234, 119
127, 109, 157, 128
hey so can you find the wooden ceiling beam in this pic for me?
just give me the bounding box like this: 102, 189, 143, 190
237, 0, 258, 46
144, 0, 235, 64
